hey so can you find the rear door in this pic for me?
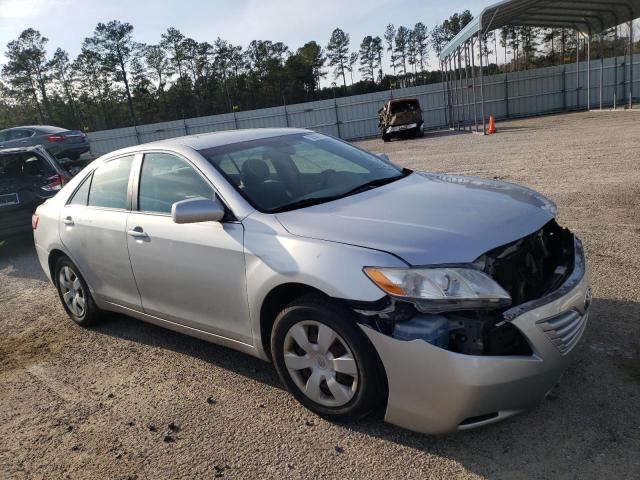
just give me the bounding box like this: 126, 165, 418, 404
59, 154, 142, 310
125, 151, 251, 343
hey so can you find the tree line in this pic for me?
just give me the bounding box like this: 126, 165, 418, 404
0, 12, 637, 131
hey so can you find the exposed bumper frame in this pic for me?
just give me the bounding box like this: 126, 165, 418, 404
361, 237, 590, 434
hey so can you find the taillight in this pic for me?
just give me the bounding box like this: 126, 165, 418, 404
32, 214, 39, 230
46, 134, 66, 142
41, 174, 67, 191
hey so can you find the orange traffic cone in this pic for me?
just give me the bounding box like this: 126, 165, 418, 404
488, 115, 497, 134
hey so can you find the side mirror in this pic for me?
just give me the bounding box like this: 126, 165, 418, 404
171, 197, 225, 224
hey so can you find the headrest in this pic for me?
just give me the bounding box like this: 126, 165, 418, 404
242, 158, 270, 186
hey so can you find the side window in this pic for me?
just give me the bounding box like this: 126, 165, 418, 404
9, 129, 33, 140
88, 155, 134, 209
0, 131, 8, 142
138, 153, 214, 214
68, 173, 92, 206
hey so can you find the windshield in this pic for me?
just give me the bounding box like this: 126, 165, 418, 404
198, 132, 408, 213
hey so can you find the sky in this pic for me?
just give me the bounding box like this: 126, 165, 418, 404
0, 0, 484, 77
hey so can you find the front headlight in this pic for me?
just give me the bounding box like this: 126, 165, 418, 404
364, 266, 511, 313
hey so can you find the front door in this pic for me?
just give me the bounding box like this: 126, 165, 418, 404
59, 154, 142, 310
126, 152, 251, 344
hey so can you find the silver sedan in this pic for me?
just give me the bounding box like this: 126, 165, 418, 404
33, 129, 590, 434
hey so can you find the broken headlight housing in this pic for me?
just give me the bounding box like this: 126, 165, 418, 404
364, 266, 512, 313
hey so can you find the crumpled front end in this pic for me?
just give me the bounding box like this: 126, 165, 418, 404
359, 229, 590, 434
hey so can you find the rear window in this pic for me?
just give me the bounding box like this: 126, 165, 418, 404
390, 101, 420, 114
0, 153, 54, 179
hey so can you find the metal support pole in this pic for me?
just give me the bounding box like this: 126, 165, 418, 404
450, 56, 459, 130
447, 59, 453, 128
464, 43, 471, 131
614, 25, 619, 109
457, 49, 464, 130
629, 20, 633, 109
576, 30, 581, 109
600, 33, 604, 110
505, 73, 510, 118
562, 65, 567, 111
470, 38, 479, 133
441, 60, 448, 127
478, 30, 486, 135
587, 34, 591, 110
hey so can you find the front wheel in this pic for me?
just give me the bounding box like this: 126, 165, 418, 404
271, 295, 383, 421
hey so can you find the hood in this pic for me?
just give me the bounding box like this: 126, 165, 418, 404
275, 172, 556, 265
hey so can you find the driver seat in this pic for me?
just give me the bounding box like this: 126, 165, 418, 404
241, 158, 291, 210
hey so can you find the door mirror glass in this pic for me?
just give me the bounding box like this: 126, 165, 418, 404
172, 197, 225, 224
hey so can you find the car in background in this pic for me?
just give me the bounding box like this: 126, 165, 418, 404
0, 125, 90, 161
0, 145, 70, 239
378, 98, 424, 142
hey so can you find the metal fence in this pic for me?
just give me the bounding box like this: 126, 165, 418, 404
87, 53, 639, 156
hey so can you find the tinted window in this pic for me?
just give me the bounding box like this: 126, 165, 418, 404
0, 153, 54, 179
88, 156, 134, 209
138, 153, 214, 214
9, 129, 34, 140
0, 131, 8, 142
68, 173, 92, 206
199, 133, 404, 212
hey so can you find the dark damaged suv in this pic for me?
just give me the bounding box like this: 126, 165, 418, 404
378, 98, 424, 142
0, 146, 70, 239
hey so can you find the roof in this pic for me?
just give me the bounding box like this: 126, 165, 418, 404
0, 145, 47, 156
99, 128, 312, 160
156, 128, 311, 150
0, 125, 66, 132
440, 0, 640, 59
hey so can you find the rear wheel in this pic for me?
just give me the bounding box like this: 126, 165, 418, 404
271, 295, 383, 421
54, 256, 101, 326
382, 131, 391, 142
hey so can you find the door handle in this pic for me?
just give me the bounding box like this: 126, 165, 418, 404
63, 216, 74, 226
127, 227, 148, 239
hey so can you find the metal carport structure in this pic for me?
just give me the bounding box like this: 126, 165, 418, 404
439, 0, 640, 134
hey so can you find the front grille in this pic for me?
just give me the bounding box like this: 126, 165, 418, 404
536, 309, 588, 355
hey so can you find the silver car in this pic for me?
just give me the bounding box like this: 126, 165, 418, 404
33, 129, 590, 434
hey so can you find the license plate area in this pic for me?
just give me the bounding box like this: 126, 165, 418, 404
0, 193, 19, 206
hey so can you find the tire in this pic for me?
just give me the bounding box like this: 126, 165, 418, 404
271, 294, 383, 421
415, 126, 425, 138
382, 132, 391, 142
66, 152, 80, 161
54, 256, 101, 327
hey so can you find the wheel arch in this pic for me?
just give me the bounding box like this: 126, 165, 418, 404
259, 282, 326, 358
48, 248, 68, 285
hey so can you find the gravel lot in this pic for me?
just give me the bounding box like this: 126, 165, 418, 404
1, 111, 639, 479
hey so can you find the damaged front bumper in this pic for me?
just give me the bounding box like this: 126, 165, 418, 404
361, 237, 590, 434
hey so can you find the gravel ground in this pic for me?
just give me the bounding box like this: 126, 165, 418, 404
1, 111, 639, 480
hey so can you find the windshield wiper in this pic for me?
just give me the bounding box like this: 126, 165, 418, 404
271, 169, 412, 213
270, 195, 344, 213
341, 169, 411, 197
